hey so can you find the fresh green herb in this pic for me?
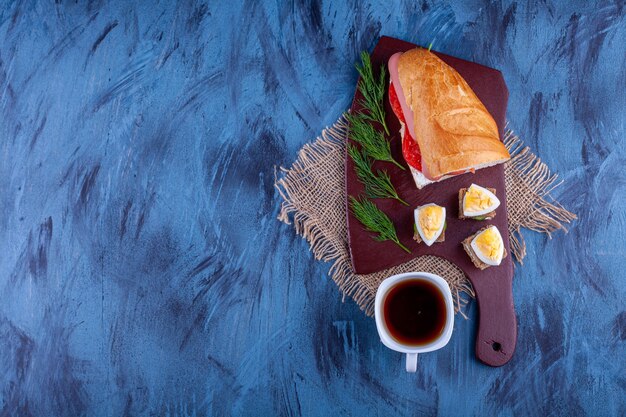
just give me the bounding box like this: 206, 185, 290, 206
348, 145, 408, 206
428, 42, 433, 52
346, 112, 405, 170
350, 196, 410, 253
355, 51, 389, 135
473, 216, 488, 221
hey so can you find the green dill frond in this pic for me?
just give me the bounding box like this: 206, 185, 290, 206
355, 51, 390, 135
348, 145, 408, 206
349, 196, 410, 253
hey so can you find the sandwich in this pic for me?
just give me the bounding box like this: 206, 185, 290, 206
387, 48, 511, 189
458, 184, 500, 220
462, 225, 507, 269
413, 203, 445, 246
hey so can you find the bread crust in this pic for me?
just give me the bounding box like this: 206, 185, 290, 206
458, 187, 497, 220
462, 226, 508, 270
397, 49, 510, 179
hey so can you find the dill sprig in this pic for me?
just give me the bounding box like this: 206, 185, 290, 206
348, 145, 408, 206
349, 196, 410, 253
355, 51, 389, 135
346, 112, 405, 170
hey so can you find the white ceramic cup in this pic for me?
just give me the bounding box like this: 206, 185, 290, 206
375, 272, 454, 372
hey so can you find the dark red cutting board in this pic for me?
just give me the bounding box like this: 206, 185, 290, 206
346, 36, 516, 366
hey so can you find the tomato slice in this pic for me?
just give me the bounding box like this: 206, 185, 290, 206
401, 129, 422, 172
390, 82, 422, 171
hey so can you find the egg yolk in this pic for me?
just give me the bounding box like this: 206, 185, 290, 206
419, 206, 443, 240
474, 228, 503, 261
464, 186, 494, 213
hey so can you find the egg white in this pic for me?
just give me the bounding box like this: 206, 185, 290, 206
470, 226, 504, 266
463, 184, 501, 217
414, 204, 446, 246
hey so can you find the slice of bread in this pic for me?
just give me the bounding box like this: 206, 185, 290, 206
458, 187, 497, 220
462, 226, 508, 270
409, 165, 457, 189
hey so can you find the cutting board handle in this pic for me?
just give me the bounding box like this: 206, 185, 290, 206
471, 274, 517, 366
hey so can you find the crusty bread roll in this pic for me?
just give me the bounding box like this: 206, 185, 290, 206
397, 49, 510, 179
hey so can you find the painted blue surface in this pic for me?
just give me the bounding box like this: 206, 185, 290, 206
0, 1, 624, 416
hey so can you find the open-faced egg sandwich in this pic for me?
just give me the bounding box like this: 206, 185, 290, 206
413, 203, 446, 246
459, 184, 501, 220
462, 225, 507, 269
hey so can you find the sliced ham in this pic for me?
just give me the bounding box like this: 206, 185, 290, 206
389, 52, 433, 179
388, 53, 415, 139
389, 82, 422, 171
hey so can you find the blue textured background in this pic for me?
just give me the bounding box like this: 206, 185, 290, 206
1, 1, 625, 416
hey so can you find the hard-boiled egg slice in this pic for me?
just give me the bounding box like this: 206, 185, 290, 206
463, 184, 500, 217
470, 226, 504, 266
414, 204, 446, 246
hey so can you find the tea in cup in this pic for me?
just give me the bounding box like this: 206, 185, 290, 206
375, 272, 454, 372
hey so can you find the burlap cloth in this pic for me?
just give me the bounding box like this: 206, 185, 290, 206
275, 115, 576, 317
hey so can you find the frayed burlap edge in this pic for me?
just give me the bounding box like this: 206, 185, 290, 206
275, 114, 576, 317
503, 134, 578, 263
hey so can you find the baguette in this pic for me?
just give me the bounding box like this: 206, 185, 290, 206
391, 48, 511, 181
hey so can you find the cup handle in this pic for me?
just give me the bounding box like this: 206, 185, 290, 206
406, 353, 418, 372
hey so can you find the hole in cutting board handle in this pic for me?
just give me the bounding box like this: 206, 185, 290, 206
492, 342, 502, 352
